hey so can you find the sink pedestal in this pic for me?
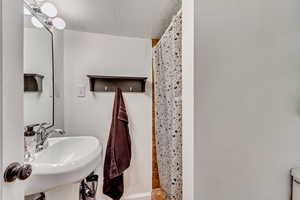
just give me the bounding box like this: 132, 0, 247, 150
45, 183, 80, 200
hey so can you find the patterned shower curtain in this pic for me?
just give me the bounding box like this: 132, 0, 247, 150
153, 11, 182, 200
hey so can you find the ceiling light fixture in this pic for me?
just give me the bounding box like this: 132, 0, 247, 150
31, 16, 43, 28
24, 0, 66, 31
52, 17, 66, 30
41, 2, 57, 18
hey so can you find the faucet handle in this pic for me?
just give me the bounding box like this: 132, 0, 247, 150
38, 122, 51, 128
36, 122, 51, 132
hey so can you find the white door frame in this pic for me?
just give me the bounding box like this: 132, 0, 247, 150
182, 0, 195, 199
0, 0, 24, 199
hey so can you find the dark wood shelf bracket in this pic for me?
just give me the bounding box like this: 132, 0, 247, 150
87, 75, 147, 93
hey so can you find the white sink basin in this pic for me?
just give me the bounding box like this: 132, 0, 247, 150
24, 136, 102, 195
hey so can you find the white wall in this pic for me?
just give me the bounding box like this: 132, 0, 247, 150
194, 0, 300, 200
0, 0, 24, 199
64, 30, 152, 198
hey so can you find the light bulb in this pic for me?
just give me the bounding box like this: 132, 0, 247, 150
52, 17, 66, 30
31, 16, 43, 28
24, 7, 31, 15
41, 2, 57, 17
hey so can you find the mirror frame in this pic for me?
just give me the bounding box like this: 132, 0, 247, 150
24, 2, 55, 129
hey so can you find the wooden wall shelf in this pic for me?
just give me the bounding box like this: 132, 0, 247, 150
87, 75, 147, 93
24, 73, 44, 92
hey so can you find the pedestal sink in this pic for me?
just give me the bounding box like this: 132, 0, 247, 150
24, 136, 102, 200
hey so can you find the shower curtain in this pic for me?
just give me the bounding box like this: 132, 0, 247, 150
153, 10, 182, 200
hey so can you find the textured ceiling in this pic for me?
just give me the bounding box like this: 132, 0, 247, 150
46, 0, 181, 38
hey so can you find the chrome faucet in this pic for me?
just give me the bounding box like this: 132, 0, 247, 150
35, 123, 66, 152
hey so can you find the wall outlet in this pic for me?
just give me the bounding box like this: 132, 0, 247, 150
77, 85, 86, 97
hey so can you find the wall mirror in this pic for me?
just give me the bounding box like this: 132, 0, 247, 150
24, 7, 54, 127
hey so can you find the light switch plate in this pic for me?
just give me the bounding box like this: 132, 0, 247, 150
77, 85, 86, 97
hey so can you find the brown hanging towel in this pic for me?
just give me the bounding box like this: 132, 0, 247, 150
103, 88, 131, 200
